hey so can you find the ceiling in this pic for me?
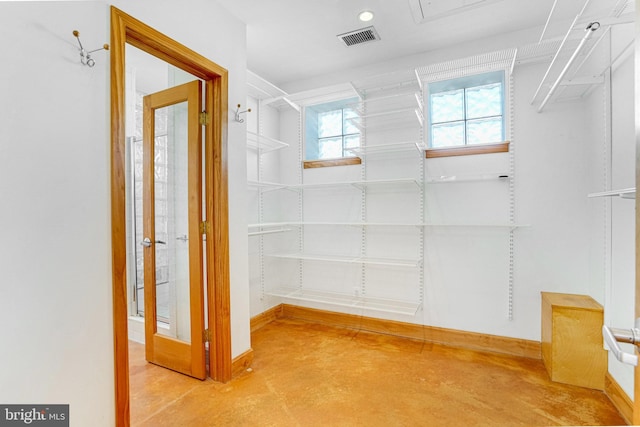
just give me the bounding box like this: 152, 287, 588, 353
216, 0, 614, 89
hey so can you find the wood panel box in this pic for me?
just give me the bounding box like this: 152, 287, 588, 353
541, 292, 606, 390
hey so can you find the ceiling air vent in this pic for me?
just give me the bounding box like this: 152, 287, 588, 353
337, 26, 380, 47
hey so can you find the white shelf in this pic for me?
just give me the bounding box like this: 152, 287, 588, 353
426, 173, 511, 183
588, 188, 635, 199
345, 140, 426, 157
284, 178, 422, 191
266, 252, 422, 268
351, 68, 423, 97
247, 70, 288, 100
247, 131, 289, 153
349, 107, 424, 131
248, 227, 292, 237
266, 287, 421, 316
247, 180, 287, 191
424, 223, 529, 231
249, 221, 528, 229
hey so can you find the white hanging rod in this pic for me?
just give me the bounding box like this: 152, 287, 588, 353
531, 0, 593, 105
537, 22, 600, 113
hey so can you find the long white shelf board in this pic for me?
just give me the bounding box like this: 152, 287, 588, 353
265, 252, 422, 268
266, 287, 421, 316
249, 222, 529, 230
248, 227, 292, 237
285, 178, 422, 190
588, 188, 636, 199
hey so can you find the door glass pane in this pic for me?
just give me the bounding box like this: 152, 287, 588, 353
154, 101, 191, 343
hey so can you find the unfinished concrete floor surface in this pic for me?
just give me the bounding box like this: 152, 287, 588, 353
129, 317, 626, 426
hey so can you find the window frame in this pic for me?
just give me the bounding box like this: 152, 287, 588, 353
304, 97, 362, 167
424, 69, 510, 158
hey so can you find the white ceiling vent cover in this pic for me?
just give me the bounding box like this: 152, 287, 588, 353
337, 26, 381, 47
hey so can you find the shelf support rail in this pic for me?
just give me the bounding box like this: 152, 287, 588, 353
538, 0, 559, 43
537, 22, 600, 113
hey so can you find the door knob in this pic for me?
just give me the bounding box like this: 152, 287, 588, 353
141, 237, 166, 247
602, 324, 640, 366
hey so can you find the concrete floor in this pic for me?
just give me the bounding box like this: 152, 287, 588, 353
130, 317, 627, 426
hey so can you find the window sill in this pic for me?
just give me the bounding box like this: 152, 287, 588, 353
303, 157, 362, 169
425, 141, 510, 158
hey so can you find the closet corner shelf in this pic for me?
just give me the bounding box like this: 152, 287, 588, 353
248, 228, 292, 237
265, 252, 422, 268
266, 287, 421, 316
247, 180, 287, 191
587, 188, 636, 199
246, 131, 289, 152
426, 173, 511, 184
248, 222, 293, 236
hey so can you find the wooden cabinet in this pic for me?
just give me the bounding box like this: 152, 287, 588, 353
541, 292, 606, 390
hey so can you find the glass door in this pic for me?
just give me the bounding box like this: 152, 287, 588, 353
141, 80, 206, 379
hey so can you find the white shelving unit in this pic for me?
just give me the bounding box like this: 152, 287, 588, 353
247, 68, 520, 319
247, 70, 429, 317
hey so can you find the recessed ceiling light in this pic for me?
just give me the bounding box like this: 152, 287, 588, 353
358, 10, 374, 22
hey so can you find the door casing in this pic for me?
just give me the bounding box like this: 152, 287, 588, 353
110, 7, 230, 426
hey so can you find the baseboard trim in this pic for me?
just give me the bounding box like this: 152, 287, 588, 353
231, 349, 254, 378
250, 304, 284, 332
604, 372, 633, 425
277, 304, 541, 359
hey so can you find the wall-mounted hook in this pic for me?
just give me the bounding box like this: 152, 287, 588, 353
234, 104, 251, 123
73, 30, 109, 67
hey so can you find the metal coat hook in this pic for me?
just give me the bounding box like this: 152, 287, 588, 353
234, 104, 251, 123
73, 30, 109, 67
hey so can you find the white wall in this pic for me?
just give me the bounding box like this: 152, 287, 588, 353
0, 1, 250, 426
0, 2, 113, 425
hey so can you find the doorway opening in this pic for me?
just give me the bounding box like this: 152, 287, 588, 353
110, 7, 230, 426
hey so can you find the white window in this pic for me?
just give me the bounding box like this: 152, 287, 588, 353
428, 70, 505, 149
305, 98, 360, 161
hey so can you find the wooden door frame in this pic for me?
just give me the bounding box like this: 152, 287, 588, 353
110, 7, 231, 426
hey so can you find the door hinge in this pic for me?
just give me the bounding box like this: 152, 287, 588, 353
199, 111, 210, 126
203, 328, 211, 343
199, 221, 210, 234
